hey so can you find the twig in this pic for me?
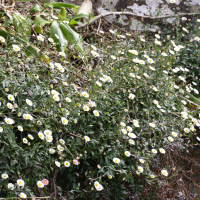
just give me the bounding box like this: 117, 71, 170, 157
67, 132, 83, 139
76, 12, 200, 29
97, 18, 101, 34
179, 95, 199, 108
64, 144, 75, 158
0, 197, 50, 199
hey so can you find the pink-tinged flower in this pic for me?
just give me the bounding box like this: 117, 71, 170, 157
42, 179, 49, 186
73, 159, 79, 165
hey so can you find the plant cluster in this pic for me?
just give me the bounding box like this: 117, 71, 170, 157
0, 2, 200, 200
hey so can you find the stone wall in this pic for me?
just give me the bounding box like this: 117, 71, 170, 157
64, 0, 200, 31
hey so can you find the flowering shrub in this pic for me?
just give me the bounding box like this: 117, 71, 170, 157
0, 11, 200, 199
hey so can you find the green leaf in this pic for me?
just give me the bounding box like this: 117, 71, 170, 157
33, 15, 50, 34
25, 46, 38, 57
50, 21, 68, 52
7, 131, 16, 145
29, 4, 42, 14
58, 7, 67, 20
49, 2, 79, 9
185, 93, 200, 106
71, 14, 88, 21
69, 20, 82, 26
13, 14, 31, 40
60, 21, 83, 53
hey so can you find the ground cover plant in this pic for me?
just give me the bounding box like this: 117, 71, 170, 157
0, 1, 200, 199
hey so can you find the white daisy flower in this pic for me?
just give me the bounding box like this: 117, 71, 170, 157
0, 36, 5, 43
168, 136, 174, 142
159, 148, 166, 154
46, 135, 53, 143
48, 38, 54, 42
124, 151, 131, 157
129, 139, 135, 145
120, 122, 126, 127
59, 52, 66, 56
59, 139, 65, 145
138, 166, 144, 173
23, 138, 28, 144
7, 183, 14, 190
26, 99, 33, 106
0, 127, 3, 132
28, 134, 34, 140
5, 117, 15, 124
128, 50, 138, 55
128, 132, 136, 138
93, 110, 100, 116
37, 35, 45, 41
96, 81, 102, 87
64, 161, 71, 167
61, 117, 68, 125
7, 103, 13, 109
49, 148, 55, 154
139, 159, 145, 163
126, 126, 132, 132
113, 158, 120, 164
57, 145, 64, 151
7, 94, 15, 101
121, 129, 127, 134
12, 45, 20, 52
37, 181, 44, 188
38, 131, 44, 140
161, 169, 168, 176
149, 123, 156, 128
151, 149, 157, 154
55, 161, 60, 167
19, 192, 27, 199
84, 136, 91, 142
184, 128, 190, 133
17, 179, 25, 187
83, 105, 90, 111
53, 95, 60, 101
172, 132, 178, 137
128, 93, 135, 100
2, 173, 8, 179
81, 91, 89, 98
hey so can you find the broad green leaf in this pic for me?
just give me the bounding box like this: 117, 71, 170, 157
71, 14, 88, 21
44, 3, 54, 16
60, 21, 83, 53
69, 19, 82, 26
25, 46, 38, 57
50, 21, 68, 52
6, 131, 16, 145
0, 27, 8, 40
29, 4, 42, 14
58, 7, 67, 20
50, 2, 79, 9
33, 16, 50, 34
13, 14, 31, 40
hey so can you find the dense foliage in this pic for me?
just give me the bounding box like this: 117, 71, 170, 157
0, 2, 200, 199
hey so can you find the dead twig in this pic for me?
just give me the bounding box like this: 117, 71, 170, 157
76, 12, 200, 29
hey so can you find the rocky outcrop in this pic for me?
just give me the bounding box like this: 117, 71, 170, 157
64, 0, 200, 31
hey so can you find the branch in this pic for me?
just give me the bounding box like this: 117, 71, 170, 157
67, 132, 83, 140
76, 12, 200, 29
179, 95, 199, 108
0, 197, 50, 199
